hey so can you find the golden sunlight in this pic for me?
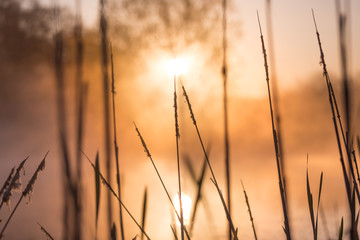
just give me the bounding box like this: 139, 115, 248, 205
167, 58, 188, 76
173, 193, 192, 225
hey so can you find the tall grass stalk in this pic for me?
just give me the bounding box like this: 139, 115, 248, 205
312, 10, 353, 206
257, 12, 291, 240
312, 10, 359, 239
0, 152, 48, 239
181, 83, 238, 239
241, 180, 257, 240
221, 0, 231, 238
82, 150, 151, 240
173, 75, 185, 240
133, 123, 191, 240
110, 43, 125, 240
99, 0, 113, 229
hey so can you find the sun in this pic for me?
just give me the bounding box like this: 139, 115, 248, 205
167, 57, 188, 76
173, 193, 192, 225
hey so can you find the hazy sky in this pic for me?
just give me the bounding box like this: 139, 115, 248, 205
39, 0, 360, 97
1, 1, 360, 239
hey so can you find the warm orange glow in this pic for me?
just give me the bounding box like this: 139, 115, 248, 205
167, 58, 188, 76
173, 193, 192, 225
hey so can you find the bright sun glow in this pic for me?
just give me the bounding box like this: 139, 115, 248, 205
168, 58, 188, 76
173, 193, 192, 226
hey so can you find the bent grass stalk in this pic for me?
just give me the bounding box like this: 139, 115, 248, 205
81, 150, 151, 240
133, 123, 191, 240
257, 12, 291, 239
181, 83, 238, 239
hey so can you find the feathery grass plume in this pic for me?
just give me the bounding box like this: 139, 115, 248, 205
173, 74, 185, 240
184, 147, 210, 236
181, 83, 238, 239
110, 43, 125, 240
338, 217, 344, 240
257, 12, 291, 239
99, 0, 113, 228
0, 157, 29, 210
241, 180, 257, 240
37, 222, 55, 240
81, 150, 151, 240
0, 168, 14, 200
94, 152, 101, 238
0, 152, 48, 239
140, 187, 147, 240
221, 0, 231, 238
133, 123, 191, 240
311, 11, 360, 225
306, 156, 323, 240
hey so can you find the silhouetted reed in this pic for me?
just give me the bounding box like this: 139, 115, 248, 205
257, 12, 291, 240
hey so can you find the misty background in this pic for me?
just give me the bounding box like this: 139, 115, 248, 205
0, 0, 360, 239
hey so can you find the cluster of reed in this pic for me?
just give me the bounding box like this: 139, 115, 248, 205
2, 0, 359, 239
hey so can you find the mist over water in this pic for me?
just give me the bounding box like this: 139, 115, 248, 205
1, 0, 360, 240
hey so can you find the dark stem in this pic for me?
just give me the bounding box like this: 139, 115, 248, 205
110, 44, 125, 240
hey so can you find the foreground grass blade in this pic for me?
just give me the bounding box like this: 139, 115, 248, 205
37, 222, 54, 240
82, 150, 151, 240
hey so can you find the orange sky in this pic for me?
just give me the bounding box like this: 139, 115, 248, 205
1, 0, 360, 240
